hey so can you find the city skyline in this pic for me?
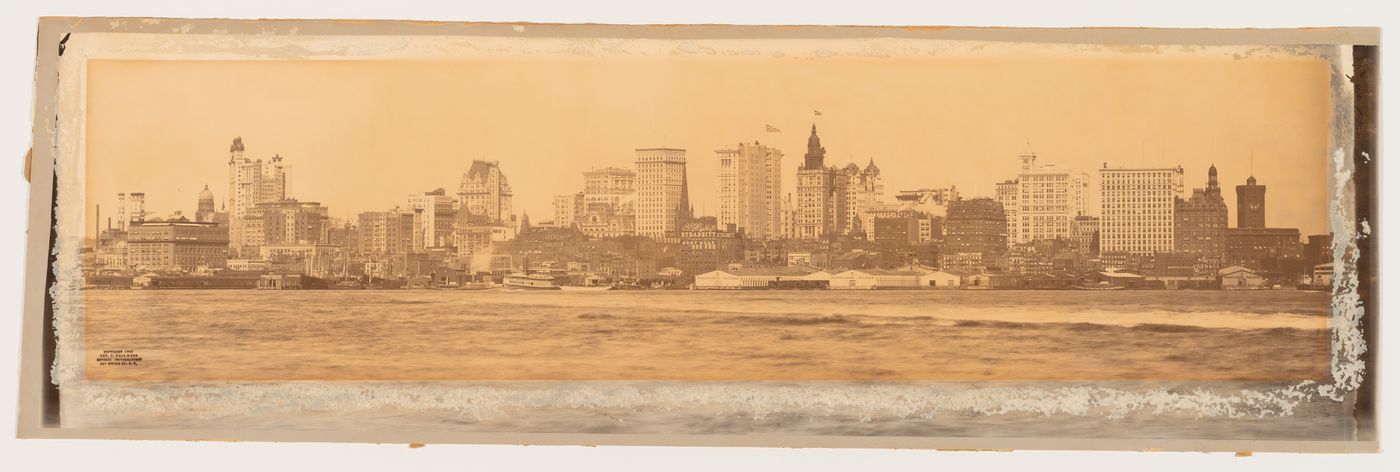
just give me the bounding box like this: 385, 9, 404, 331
84, 53, 1332, 238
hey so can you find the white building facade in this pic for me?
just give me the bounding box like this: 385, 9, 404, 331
1098, 165, 1185, 255
635, 148, 690, 239
716, 141, 783, 240
996, 152, 1087, 247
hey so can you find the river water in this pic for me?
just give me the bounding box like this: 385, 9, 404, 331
69, 289, 1351, 440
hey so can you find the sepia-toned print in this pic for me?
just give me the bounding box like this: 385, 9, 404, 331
21, 19, 1377, 451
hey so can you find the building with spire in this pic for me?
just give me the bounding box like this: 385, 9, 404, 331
1173, 164, 1229, 272
795, 125, 839, 240
793, 125, 883, 240
226, 137, 287, 258
995, 152, 1088, 247
715, 141, 783, 240
635, 147, 690, 239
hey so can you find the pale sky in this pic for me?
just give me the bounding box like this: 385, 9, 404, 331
85, 50, 1333, 237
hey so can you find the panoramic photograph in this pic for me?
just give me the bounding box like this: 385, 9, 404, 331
34, 21, 1365, 448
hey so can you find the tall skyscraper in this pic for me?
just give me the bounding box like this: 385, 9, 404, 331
1174, 165, 1228, 267
1236, 175, 1267, 228
1098, 165, 1184, 255
116, 193, 127, 231
635, 147, 690, 239
227, 137, 287, 258
794, 125, 884, 240
128, 192, 147, 225
841, 159, 884, 237
795, 125, 839, 240
715, 141, 783, 240
995, 152, 1087, 246
406, 188, 457, 251
195, 184, 216, 223
457, 160, 514, 224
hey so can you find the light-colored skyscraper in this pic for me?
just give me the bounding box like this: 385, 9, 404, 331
128, 192, 147, 225
406, 188, 457, 251
996, 152, 1087, 247
635, 148, 690, 239
195, 185, 216, 223
583, 166, 636, 210
715, 141, 783, 240
227, 137, 287, 257
1098, 164, 1184, 255
842, 159, 884, 237
457, 160, 514, 224
116, 193, 127, 231
553, 192, 585, 228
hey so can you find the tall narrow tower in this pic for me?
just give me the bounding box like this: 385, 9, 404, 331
795, 125, 839, 240
1236, 175, 1266, 228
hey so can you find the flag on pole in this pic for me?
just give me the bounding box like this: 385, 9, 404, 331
814, 110, 823, 116
766, 124, 781, 133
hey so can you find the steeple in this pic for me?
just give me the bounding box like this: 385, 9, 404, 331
864, 157, 880, 175
1206, 164, 1220, 197
803, 124, 826, 170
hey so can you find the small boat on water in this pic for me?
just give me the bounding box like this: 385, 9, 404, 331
502, 272, 560, 290
559, 284, 612, 292
1075, 281, 1125, 290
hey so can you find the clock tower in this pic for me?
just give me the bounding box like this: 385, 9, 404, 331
1235, 175, 1266, 228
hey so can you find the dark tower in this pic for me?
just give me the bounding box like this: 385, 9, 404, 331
1236, 175, 1266, 228
802, 124, 826, 170
1206, 164, 1221, 198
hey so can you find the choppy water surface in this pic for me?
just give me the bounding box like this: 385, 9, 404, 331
83, 289, 1330, 381
71, 290, 1348, 440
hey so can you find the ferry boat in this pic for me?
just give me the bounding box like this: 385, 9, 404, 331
502, 272, 560, 290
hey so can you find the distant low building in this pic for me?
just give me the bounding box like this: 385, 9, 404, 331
1218, 265, 1266, 289
964, 272, 1020, 289
694, 266, 828, 290
921, 270, 965, 289
829, 269, 923, 290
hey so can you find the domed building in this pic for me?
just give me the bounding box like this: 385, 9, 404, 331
195, 184, 216, 222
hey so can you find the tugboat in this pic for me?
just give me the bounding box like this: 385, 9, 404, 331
502, 272, 560, 290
